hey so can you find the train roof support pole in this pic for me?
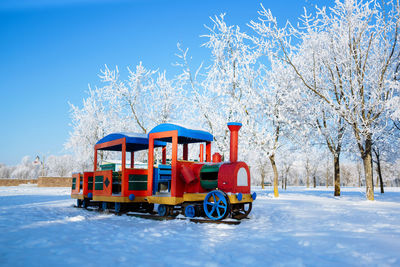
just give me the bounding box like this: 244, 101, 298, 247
94, 148, 98, 172
199, 144, 204, 162
183, 144, 188, 161
206, 142, 211, 162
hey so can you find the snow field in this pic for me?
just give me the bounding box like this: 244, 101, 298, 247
0, 185, 400, 266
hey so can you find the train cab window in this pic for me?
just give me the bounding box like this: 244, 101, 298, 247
153, 164, 171, 194
237, 168, 248, 186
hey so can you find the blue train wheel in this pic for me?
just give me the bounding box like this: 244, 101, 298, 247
203, 190, 230, 221
102, 202, 108, 211
185, 205, 196, 218
158, 204, 168, 216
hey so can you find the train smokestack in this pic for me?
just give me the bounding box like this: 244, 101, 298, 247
227, 122, 242, 162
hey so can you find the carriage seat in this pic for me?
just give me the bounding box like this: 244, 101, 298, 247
153, 164, 171, 194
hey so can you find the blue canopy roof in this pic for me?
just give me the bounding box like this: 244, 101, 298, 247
149, 123, 213, 144
96, 132, 166, 152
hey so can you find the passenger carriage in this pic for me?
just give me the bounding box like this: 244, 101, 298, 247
71, 172, 93, 208
91, 133, 166, 212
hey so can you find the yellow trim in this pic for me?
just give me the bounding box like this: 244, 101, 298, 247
147, 196, 184, 205
228, 194, 253, 204
146, 193, 253, 205
183, 193, 207, 202
183, 193, 253, 204
92, 195, 147, 203
71, 194, 84, 200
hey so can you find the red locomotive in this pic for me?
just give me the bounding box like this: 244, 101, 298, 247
71, 122, 256, 221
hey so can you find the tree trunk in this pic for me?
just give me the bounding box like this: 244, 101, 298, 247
371, 154, 374, 188
261, 173, 265, 190
313, 176, 316, 188
374, 149, 384, 194
269, 154, 279, 197
334, 155, 340, 196
378, 163, 385, 194
284, 177, 287, 190
260, 161, 265, 190
362, 140, 374, 200
306, 174, 310, 188
377, 163, 384, 194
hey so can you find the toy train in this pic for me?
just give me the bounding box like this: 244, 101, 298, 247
71, 122, 256, 221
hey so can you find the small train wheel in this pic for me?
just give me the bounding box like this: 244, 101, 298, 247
185, 205, 196, 218
77, 199, 83, 208
166, 205, 175, 216
203, 190, 230, 221
158, 204, 168, 216
102, 202, 108, 211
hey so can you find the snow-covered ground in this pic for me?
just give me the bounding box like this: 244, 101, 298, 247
1, 185, 400, 266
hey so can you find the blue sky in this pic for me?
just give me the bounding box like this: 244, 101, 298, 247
0, 0, 328, 165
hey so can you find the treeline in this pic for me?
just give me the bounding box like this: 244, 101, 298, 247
0, 155, 83, 179
252, 150, 400, 189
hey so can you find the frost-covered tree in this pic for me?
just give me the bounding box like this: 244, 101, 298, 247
66, 63, 186, 165
250, 0, 400, 200
371, 122, 400, 193
251, 59, 303, 196
388, 94, 400, 130
65, 87, 115, 167
46, 155, 80, 177
100, 63, 185, 133
178, 14, 302, 197
304, 95, 347, 195
9, 156, 40, 179
279, 148, 296, 190
0, 163, 11, 178
193, 14, 261, 159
